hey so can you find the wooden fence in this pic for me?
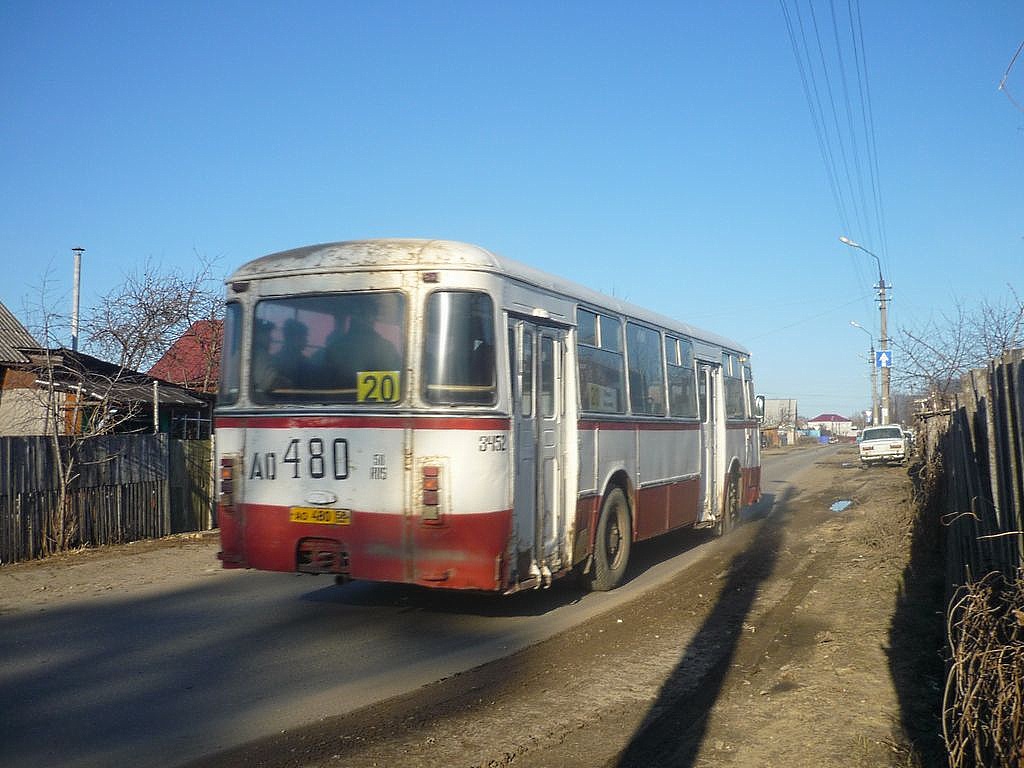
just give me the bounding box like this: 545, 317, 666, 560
0, 434, 213, 564
919, 348, 1024, 587
917, 350, 1024, 768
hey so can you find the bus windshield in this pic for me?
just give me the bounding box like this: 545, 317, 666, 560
251, 292, 405, 404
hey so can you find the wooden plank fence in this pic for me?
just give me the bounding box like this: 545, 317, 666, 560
919, 348, 1024, 587
0, 434, 213, 564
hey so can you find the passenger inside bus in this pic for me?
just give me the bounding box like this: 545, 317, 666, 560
321, 299, 402, 388
263, 318, 311, 390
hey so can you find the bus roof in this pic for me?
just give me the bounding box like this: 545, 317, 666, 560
228, 239, 750, 357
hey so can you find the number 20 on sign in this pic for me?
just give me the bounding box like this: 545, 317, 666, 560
357, 371, 400, 402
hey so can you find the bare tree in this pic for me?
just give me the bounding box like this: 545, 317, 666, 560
83, 252, 224, 373
893, 287, 1024, 410
12, 256, 224, 553
15, 274, 146, 551
969, 287, 1024, 360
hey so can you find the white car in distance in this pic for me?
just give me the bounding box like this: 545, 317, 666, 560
859, 425, 910, 466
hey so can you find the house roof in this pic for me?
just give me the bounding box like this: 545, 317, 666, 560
147, 320, 222, 392
807, 413, 851, 423
26, 348, 205, 407
0, 302, 40, 364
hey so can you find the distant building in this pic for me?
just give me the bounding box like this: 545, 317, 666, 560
763, 398, 798, 446
763, 398, 798, 425
0, 302, 44, 434
0, 301, 209, 438
806, 412, 855, 437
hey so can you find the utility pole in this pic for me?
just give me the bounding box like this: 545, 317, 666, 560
869, 343, 879, 425
877, 274, 891, 425
841, 237, 892, 424
850, 320, 879, 425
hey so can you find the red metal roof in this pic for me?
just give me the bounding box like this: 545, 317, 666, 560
147, 320, 222, 393
807, 413, 851, 422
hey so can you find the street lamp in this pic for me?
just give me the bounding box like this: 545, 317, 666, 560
839, 236, 883, 283
840, 236, 891, 424
850, 320, 879, 426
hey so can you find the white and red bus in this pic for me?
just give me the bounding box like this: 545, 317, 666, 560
215, 239, 761, 593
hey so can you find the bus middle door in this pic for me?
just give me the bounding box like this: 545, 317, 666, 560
698, 362, 722, 521
510, 319, 566, 587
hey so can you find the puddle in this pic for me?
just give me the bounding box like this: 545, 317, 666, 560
829, 500, 853, 513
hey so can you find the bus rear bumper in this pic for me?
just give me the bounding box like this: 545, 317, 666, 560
228, 504, 514, 591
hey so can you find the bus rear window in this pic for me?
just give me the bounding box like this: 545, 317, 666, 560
251, 292, 405, 404
422, 291, 496, 405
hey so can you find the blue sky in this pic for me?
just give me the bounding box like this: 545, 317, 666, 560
1, 1, 1021, 419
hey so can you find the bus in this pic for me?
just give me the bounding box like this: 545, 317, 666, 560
215, 239, 761, 593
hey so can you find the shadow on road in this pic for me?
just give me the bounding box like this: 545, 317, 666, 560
611, 488, 791, 767
301, 524, 720, 619
886, 460, 946, 765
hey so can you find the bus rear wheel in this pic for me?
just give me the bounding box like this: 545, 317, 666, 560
590, 487, 631, 591
716, 474, 740, 537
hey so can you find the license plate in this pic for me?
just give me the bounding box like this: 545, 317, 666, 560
289, 507, 351, 525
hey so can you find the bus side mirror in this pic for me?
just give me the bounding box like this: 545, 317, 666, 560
755, 395, 765, 422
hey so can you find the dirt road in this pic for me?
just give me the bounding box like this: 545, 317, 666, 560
180, 444, 943, 768
2, 444, 946, 767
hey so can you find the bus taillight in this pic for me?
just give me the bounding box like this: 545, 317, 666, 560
422, 465, 442, 522
219, 456, 236, 507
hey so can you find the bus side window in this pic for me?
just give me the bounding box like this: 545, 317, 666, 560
508, 327, 516, 410
540, 335, 555, 418
626, 322, 665, 416
698, 366, 708, 423
522, 329, 534, 417
667, 336, 698, 418
725, 376, 745, 420
577, 309, 625, 414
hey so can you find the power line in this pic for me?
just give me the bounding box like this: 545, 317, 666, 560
849, 0, 890, 262
998, 39, 1024, 113
807, 0, 864, 237
829, 0, 872, 242
779, 0, 851, 234
746, 294, 873, 341
779, 0, 892, 302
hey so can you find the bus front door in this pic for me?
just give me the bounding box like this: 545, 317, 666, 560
510, 320, 566, 587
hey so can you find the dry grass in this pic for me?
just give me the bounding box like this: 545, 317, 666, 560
943, 570, 1024, 768
850, 486, 917, 566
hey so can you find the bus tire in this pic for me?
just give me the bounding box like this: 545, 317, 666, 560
716, 474, 740, 537
590, 487, 631, 592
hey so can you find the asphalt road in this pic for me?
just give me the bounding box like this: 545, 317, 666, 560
0, 447, 825, 768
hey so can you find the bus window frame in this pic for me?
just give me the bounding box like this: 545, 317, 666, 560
219, 301, 242, 406
421, 288, 498, 407
666, 335, 699, 419
249, 290, 407, 406
577, 306, 626, 415
625, 320, 666, 417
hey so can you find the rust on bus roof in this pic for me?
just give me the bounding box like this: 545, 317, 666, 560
230, 239, 498, 280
